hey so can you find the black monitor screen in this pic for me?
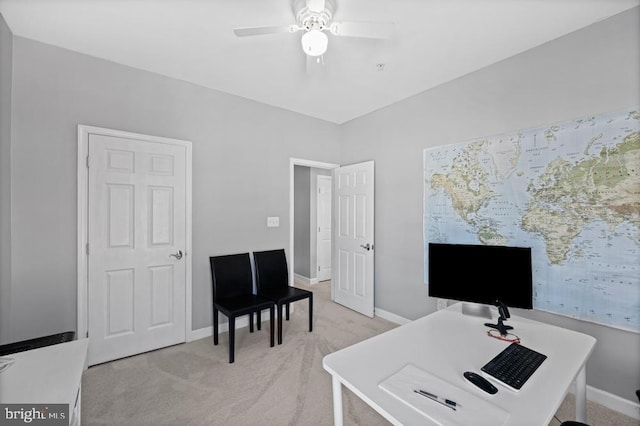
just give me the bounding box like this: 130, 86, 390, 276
428, 243, 533, 309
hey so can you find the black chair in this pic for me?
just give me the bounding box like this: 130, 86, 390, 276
253, 249, 313, 345
210, 253, 275, 363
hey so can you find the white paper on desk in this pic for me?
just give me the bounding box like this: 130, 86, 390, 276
378, 364, 510, 426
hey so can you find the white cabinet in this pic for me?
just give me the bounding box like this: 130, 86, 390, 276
0, 339, 89, 425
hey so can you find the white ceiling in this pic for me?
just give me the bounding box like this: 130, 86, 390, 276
0, 0, 637, 124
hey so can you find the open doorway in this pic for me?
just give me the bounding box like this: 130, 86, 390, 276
289, 158, 376, 317
289, 159, 338, 288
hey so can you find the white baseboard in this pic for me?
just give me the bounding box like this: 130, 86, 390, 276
585, 385, 640, 420
374, 307, 411, 325
565, 382, 640, 420
189, 306, 407, 341
294, 273, 318, 285
187, 326, 212, 342
187, 314, 260, 342
189, 307, 409, 342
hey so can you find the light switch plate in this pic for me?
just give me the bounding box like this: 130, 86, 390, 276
267, 216, 280, 227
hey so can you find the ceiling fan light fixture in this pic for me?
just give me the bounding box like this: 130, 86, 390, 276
301, 29, 328, 56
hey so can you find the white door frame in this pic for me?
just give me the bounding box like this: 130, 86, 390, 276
289, 158, 339, 288
77, 125, 193, 341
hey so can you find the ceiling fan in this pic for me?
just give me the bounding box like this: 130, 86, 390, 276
233, 0, 393, 60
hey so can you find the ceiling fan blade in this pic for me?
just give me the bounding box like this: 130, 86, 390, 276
329, 21, 394, 39
306, 0, 326, 13
233, 25, 300, 37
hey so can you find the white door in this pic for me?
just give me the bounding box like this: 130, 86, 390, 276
87, 133, 187, 365
332, 161, 374, 317
317, 175, 332, 282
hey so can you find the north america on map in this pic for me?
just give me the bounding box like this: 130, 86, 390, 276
424, 108, 639, 332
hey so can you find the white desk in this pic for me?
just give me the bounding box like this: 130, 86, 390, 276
323, 304, 596, 426
0, 339, 89, 425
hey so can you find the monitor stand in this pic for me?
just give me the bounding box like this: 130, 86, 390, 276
484, 317, 514, 335
484, 301, 513, 335
461, 302, 492, 320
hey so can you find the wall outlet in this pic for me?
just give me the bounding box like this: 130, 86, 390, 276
267, 216, 280, 227
436, 298, 448, 311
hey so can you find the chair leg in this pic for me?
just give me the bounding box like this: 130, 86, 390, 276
278, 303, 283, 345
269, 306, 275, 347
213, 307, 219, 345
309, 294, 313, 332
285, 303, 290, 320
229, 316, 235, 364
249, 312, 254, 333
257, 310, 262, 331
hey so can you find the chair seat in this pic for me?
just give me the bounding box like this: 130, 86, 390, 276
258, 286, 311, 304
215, 294, 275, 316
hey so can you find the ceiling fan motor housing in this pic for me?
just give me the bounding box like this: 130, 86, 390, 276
293, 0, 336, 31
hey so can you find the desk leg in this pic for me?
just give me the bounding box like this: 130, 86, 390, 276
332, 376, 344, 426
575, 366, 587, 423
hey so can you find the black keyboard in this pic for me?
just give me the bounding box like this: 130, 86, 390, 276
481, 343, 547, 390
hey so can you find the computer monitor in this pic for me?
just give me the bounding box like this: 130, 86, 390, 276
428, 243, 533, 316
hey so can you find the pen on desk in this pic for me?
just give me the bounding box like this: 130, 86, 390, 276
420, 390, 461, 408
413, 389, 459, 410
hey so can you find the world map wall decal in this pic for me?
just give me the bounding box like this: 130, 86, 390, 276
423, 107, 639, 332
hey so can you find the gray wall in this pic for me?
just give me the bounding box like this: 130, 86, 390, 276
294, 165, 311, 277
0, 14, 12, 344
340, 8, 640, 401
6, 36, 340, 339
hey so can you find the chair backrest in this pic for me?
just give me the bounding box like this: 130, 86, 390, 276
254, 249, 288, 292
209, 253, 253, 301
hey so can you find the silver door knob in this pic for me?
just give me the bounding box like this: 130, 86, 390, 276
169, 250, 183, 260
360, 243, 372, 251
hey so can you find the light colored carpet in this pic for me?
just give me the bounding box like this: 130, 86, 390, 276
82, 281, 637, 425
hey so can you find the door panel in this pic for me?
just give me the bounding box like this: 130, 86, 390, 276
317, 175, 332, 282
88, 134, 187, 365
149, 186, 174, 245
149, 265, 174, 327
106, 268, 135, 336
355, 252, 366, 296
107, 184, 134, 247
332, 161, 374, 317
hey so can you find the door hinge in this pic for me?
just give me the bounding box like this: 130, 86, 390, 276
86, 243, 90, 255
86, 155, 89, 168
318, 266, 320, 271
